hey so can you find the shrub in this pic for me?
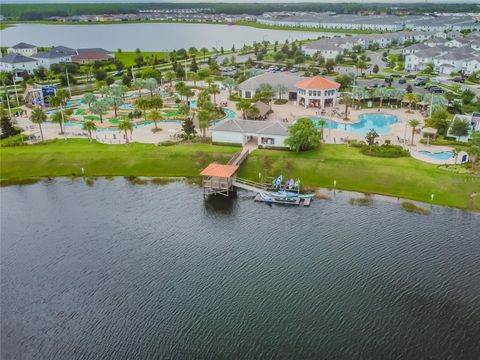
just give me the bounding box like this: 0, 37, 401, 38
349, 197, 373, 206
347, 140, 366, 148
360, 144, 409, 158
0, 134, 28, 147
157, 140, 176, 146
401, 201, 431, 215
274, 99, 288, 105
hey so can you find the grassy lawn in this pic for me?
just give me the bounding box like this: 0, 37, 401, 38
237, 146, 480, 210
0, 139, 237, 179
1, 141, 479, 210
114, 51, 169, 67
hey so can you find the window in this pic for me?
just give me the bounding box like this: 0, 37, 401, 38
261, 137, 275, 145
245, 91, 251, 98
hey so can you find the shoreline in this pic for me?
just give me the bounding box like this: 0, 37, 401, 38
1, 20, 379, 34
1, 175, 478, 213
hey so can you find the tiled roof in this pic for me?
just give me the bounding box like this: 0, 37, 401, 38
200, 163, 239, 178
0, 53, 36, 64
296, 76, 340, 90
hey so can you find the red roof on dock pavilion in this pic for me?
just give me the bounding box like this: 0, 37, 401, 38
200, 163, 239, 178
296, 76, 340, 90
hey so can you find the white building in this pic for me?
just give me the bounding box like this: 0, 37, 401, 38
0, 53, 38, 74
211, 119, 289, 148
296, 76, 340, 109
7, 42, 38, 57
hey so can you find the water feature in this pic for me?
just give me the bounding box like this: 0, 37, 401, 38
1, 179, 479, 359
313, 113, 398, 135
2, 23, 328, 51
419, 150, 455, 160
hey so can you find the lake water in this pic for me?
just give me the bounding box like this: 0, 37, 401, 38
1, 179, 479, 359
1, 23, 327, 51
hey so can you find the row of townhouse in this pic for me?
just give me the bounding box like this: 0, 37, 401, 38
404, 33, 480, 74
0, 43, 114, 75
302, 31, 434, 59
258, 13, 480, 32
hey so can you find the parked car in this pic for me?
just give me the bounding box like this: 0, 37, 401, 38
415, 80, 426, 86
398, 79, 407, 84
112, 71, 124, 77
390, 74, 402, 78
432, 88, 445, 94
453, 77, 465, 83
369, 83, 379, 88
405, 74, 417, 79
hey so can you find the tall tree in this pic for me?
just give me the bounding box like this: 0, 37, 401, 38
30, 107, 47, 142
91, 100, 109, 124
145, 78, 158, 97
135, 98, 151, 122
82, 93, 96, 111
132, 78, 145, 97
82, 120, 97, 142
118, 119, 134, 144
408, 119, 420, 145
285, 118, 320, 152
209, 84, 220, 104
147, 109, 163, 130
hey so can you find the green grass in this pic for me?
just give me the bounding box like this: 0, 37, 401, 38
236, 21, 381, 34
114, 51, 169, 67
1, 141, 479, 210
237, 146, 480, 210
0, 23, 14, 30
0, 139, 237, 179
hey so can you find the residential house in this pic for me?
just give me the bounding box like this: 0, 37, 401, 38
71, 48, 115, 64
7, 42, 38, 57
0, 53, 38, 74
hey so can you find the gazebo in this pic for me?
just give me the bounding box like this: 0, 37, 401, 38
200, 163, 239, 197
296, 76, 340, 109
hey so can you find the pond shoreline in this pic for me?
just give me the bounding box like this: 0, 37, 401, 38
1, 175, 478, 213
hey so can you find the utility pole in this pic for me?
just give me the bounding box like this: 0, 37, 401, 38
12, 75, 19, 106
65, 68, 72, 97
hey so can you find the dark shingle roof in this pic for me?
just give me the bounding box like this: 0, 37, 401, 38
11, 42, 36, 49
0, 53, 37, 64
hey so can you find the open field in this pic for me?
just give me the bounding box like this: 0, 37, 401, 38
1, 140, 479, 209
114, 51, 169, 67
0, 140, 237, 179
237, 146, 480, 210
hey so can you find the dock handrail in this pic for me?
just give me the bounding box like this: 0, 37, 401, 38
233, 177, 268, 191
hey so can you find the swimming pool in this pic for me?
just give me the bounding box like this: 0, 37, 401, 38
419, 150, 454, 160
312, 113, 398, 135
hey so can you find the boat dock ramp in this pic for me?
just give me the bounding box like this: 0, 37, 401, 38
200, 149, 312, 206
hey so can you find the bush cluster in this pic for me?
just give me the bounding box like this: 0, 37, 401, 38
360, 144, 410, 158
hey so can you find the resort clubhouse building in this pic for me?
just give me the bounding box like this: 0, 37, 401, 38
238, 73, 340, 109
211, 119, 289, 148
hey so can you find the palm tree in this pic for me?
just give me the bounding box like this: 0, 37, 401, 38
200, 47, 208, 61
82, 93, 96, 111
145, 78, 158, 97
135, 98, 151, 122
91, 100, 109, 124
236, 99, 251, 120
132, 78, 145, 97
190, 72, 199, 87
82, 120, 97, 142
317, 119, 327, 141
404, 93, 418, 112
179, 104, 191, 119
105, 86, 125, 118
222, 78, 238, 97
198, 108, 212, 138
149, 96, 163, 111
408, 119, 420, 145
341, 92, 353, 120
118, 119, 134, 144
209, 84, 220, 104
147, 109, 163, 130
31, 107, 46, 142
51, 110, 69, 133
467, 145, 480, 167
165, 71, 176, 86
374, 87, 387, 108
274, 84, 288, 101
48, 89, 70, 133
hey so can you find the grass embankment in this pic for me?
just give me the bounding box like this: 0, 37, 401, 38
1, 141, 479, 210
0, 23, 14, 30
237, 146, 480, 210
235, 21, 382, 34
0, 139, 237, 179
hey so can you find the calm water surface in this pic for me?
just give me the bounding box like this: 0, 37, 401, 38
1, 23, 325, 51
1, 179, 480, 359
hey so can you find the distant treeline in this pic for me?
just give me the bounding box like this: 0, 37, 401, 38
2, 2, 479, 20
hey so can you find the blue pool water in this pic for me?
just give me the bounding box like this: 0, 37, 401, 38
189, 100, 197, 109
312, 113, 398, 135
419, 150, 454, 160
119, 104, 134, 110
